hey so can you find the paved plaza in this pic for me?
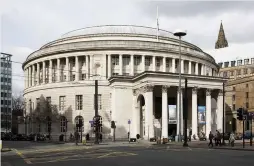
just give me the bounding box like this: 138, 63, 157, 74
2, 141, 254, 166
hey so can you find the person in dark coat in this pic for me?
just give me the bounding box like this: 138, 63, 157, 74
208, 131, 214, 147
99, 133, 102, 142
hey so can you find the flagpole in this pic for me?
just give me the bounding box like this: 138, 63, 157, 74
157, 6, 159, 42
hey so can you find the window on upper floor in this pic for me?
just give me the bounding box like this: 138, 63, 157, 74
230, 71, 234, 76
81, 74, 85, 80
246, 102, 249, 109
237, 70, 241, 75
233, 104, 235, 111
145, 57, 152, 66
112, 55, 119, 66
134, 56, 141, 65
218, 63, 223, 68
252, 58, 254, 64
59, 96, 66, 111
246, 92, 249, 99
112, 73, 119, 76
123, 73, 129, 76
251, 68, 254, 74
233, 87, 235, 91
244, 59, 249, 65
231, 61, 236, 67
75, 95, 83, 110
246, 84, 248, 88
156, 58, 161, 67
223, 72, 228, 77
166, 59, 169, 68
123, 56, 130, 66
46, 97, 51, 105
94, 94, 102, 110
237, 60, 242, 66
224, 62, 229, 67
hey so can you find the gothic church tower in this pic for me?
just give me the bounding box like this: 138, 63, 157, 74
215, 21, 228, 49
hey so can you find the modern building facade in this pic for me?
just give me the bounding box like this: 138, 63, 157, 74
22, 25, 225, 140
219, 58, 254, 133
1, 53, 12, 133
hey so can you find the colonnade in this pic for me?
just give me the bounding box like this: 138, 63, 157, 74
24, 55, 217, 89
133, 85, 224, 140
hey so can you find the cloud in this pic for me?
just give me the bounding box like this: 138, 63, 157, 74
2, 1, 254, 93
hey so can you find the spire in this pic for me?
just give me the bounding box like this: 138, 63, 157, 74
215, 20, 228, 49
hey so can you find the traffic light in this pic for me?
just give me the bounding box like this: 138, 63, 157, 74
111, 121, 116, 129
237, 108, 243, 120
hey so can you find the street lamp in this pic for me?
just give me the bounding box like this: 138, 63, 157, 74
173, 29, 187, 142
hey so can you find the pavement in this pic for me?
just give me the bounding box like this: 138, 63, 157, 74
2, 140, 254, 166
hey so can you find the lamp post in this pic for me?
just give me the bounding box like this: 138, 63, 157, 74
173, 30, 187, 142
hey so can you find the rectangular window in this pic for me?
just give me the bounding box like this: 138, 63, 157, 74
237, 70, 241, 75
72, 75, 75, 81
246, 92, 249, 99
75, 95, 83, 110
123, 73, 129, 76
145, 57, 152, 66
112, 73, 119, 76
232, 95, 235, 101
156, 58, 160, 67
251, 58, 254, 64
244, 59, 249, 65
59, 96, 66, 111
233, 87, 235, 91
233, 104, 235, 111
230, 71, 234, 76
166, 59, 169, 68
112, 55, 119, 66
237, 60, 242, 66
223, 72, 228, 77
134, 56, 141, 65
123, 56, 130, 66
246, 84, 248, 88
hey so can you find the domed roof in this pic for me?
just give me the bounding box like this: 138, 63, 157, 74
61, 25, 175, 39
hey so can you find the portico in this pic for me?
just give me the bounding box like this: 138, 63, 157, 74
110, 71, 226, 140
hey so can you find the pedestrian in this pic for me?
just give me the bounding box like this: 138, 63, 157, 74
229, 132, 235, 147
208, 131, 214, 148
99, 133, 102, 142
74, 131, 78, 145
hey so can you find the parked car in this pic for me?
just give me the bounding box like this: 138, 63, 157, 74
243, 130, 254, 139
16, 134, 28, 141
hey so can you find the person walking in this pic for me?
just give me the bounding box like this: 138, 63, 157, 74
229, 132, 235, 147
208, 131, 214, 148
74, 131, 78, 145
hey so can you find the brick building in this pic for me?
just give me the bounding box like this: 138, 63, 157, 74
219, 59, 254, 133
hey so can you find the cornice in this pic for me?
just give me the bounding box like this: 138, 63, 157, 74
23, 40, 217, 69
226, 76, 254, 86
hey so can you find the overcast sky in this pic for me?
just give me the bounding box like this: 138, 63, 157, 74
1, 0, 254, 94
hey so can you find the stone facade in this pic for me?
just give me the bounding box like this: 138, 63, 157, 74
21, 25, 225, 140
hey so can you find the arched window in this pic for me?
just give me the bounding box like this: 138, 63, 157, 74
75, 116, 84, 132
60, 116, 67, 132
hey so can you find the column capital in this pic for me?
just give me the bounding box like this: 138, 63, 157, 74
192, 87, 198, 94
162, 85, 169, 93
143, 84, 154, 93
133, 89, 140, 96
206, 89, 211, 96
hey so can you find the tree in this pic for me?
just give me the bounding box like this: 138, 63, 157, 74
12, 94, 25, 134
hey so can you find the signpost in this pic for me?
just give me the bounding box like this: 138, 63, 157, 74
128, 119, 131, 143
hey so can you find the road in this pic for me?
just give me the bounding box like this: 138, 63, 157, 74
2, 141, 254, 166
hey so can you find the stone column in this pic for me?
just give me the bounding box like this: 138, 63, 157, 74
144, 85, 154, 140
119, 54, 123, 75
201, 65, 204, 75
32, 65, 35, 86
163, 57, 166, 72
192, 87, 198, 138
57, 58, 61, 82
49, 60, 52, 83
24, 68, 27, 88
130, 55, 134, 76
172, 58, 175, 73
28, 66, 31, 87
181, 60, 184, 74
86, 55, 90, 79
195, 62, 198, 75
153, 56, 156, 71
206, 89, 212, 138
142, 55, 145, 71
66, 57, 69, 81
37, 63, 40, 85
188, 61, 192, 74
217, 90, 223, 133
162, 85, 168, 138
75, 56, 79, 81
132, 89, 139, 138
42, 61, 45, 84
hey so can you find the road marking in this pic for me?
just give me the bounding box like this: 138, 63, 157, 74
188, 147, 192, 151
14, 149, 32, 164
97, 151, 137, 159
